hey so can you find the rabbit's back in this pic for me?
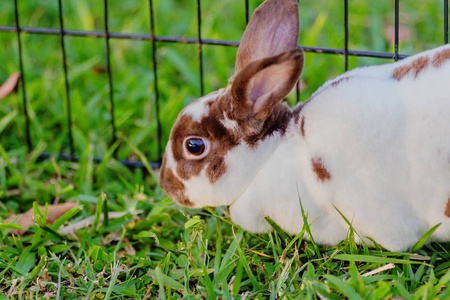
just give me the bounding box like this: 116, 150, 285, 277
297, 44, 450, 250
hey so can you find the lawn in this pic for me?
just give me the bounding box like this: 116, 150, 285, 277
1, 0, 450, 298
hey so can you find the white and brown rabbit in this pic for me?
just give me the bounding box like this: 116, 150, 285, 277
160, 0, 450, 251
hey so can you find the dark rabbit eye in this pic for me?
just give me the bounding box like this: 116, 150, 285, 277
185, 138, 207, 156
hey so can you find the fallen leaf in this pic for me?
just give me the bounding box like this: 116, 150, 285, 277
4, 202, 78, 235
384, 24, 411, 44
58, 210, 144, 235
0, 72, 20, 100
298, 79, 307, 92
361, 263, 395, 277
92, 65, 107, 74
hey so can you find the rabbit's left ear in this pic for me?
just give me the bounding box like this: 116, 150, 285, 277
235, 0, 299, 73
231, 49, 304, 122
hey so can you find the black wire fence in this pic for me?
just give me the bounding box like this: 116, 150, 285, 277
0, 0, 448, 169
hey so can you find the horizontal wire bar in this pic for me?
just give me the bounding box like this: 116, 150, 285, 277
3, 20, 411, 171
38, 152, 161, 169
0, 25, 409, 59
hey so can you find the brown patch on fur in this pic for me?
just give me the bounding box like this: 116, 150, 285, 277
393, 56, 429, 80
300, 116, 305, 137
293, 102, 304, 124
311, 158, 331, 182
445, 198, 450, 218
159, 157, 194, 207
243, 103, 294, 148
164, 49, 304, 185
227, 50, 303, 147
433, 49, 450, 68
331, 77, 350, 87
168, 93, 239, 185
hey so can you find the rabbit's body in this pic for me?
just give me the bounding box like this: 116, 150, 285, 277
160, 0, 450, 251
231, 45, 450, 251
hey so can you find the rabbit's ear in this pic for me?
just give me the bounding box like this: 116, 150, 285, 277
235, 0, 299, 74
231, 49, 304, 122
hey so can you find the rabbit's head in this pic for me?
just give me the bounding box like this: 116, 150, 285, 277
160, 0, 304, 208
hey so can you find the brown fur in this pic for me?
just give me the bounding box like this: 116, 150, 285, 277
445, 198, 450, 218
159, 157, 194, 207
300, 116, 305, 137
293, 102, 304, 124
168, 94, 239, 185
393, 57, 429, 80
162, 0, 303, 194
244, 103, 294, 148
231, 49, 304, 122
331, 77, 350, 87
311, 158, 331, 182
433, 48, 450, 68
167, 80, 298, 185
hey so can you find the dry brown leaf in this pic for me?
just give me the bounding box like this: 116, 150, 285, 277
4, 202, 77, 235
298, 79, 307, 92
384, 24, 411, 44
361, 263, 395, 277
0, 72, 20, 100
58, 210, 144, 235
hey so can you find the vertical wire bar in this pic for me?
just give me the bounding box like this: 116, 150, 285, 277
57, 0, 75, 158
103, 0, 117, 149
196, 0, 204, 96
149, 0, 162, 162
344, 0, 349, 71
13, 0, 32, 151
296, 0, 300, 103
445, 0, 448, 44
394, 0, 399, 61
245, 0, 249, 24
295, 79, 300, 103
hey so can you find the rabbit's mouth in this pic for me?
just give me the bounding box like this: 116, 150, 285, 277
160, 156, 195, 208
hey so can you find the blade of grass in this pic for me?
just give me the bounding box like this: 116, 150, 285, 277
155, 266, 167, 300
264, 216, 290, 243
201, 260, 217, 300
322, 274, 363, 300
14, 248, 35, 276
148, 269, 185, 290
213, 219, 222, 279
333, 205, 366, 250
51, 205, 83, 230
334, 254, 426, 265
122, 136, 158, 183
232, 258, 244, 296
411, 223, 441, 252
233, 230, 260, 291
0, 111, 17, 135
56, 258, 66, 300
298, 192, 321, 258
30, 254, 47, 281
93, 193, 104, 230
105, 261, 121, 300
102, 192, 109, 228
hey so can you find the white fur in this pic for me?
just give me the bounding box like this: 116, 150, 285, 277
182, 90, 222, 122
220, 112, 240, 131
169, 45, 450, 251
161, 0, 450, 250
184, 135, 279, 208
230, 45, 450, 251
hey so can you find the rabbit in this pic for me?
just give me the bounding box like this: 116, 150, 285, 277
159, 0, 450, 251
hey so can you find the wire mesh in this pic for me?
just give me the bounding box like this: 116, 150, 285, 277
1, 0, 449, 169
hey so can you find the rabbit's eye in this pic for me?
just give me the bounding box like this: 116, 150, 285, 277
185, 138, 207, 156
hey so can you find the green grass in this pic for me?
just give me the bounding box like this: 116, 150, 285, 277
1, 0, 450, 298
